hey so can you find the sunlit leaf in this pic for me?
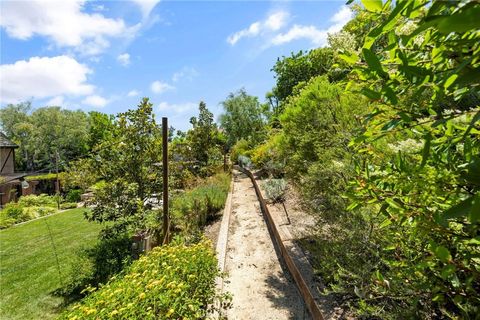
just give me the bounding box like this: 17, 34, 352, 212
361, 0, 383, 13
433, 245, 452, 263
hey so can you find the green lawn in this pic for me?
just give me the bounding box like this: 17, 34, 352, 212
0, 208, 102, 320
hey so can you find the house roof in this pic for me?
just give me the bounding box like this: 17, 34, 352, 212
0, 132, 18, 148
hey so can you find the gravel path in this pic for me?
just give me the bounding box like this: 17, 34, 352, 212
223, 170, 309, 320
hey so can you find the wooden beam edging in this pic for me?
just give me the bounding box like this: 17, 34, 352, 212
236, 166, 324, 320
215, 175, 235, 290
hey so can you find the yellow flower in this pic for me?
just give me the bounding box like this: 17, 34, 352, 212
166, 308, 175, 317
139, 292, 146, 299
86, 308, 97, 315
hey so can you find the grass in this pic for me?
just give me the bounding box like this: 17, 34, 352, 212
0, 208, 102, 320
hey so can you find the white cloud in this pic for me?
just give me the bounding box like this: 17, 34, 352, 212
0, 56, 94, 103
127, 90, 140, 97
158, 101, 197, 114
132, 0, 161, 19
0, 0, 130, 55
151, 81, 174, 94
46, 96, 65, 106
117, 53, 131, 66
82, 95, 109, 108
172, 67, 199, 82
272, 25, 326, 46
331, 6, 353, 26
271, 6, 352, 47
264, 11, 289, 31
227, 10, 289, 45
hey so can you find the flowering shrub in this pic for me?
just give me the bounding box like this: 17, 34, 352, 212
60, 239, 228, 319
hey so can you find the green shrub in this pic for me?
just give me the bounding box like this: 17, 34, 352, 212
0, 209, 17, 229
237, 155, 252, 169
18, 194, 57, 208
65, 189, 83, 203
60, 202, 78, 210
25, 173, 65, 181
0, 203, 58, 228
22, 206, 56, 219
262, 179, 287, 203
172, 173, 230, 235
59, 233, 133, 299
230, 139, 251, 163
59, 239, 229, 319
251, 133, 285, 177
1, 203, 25, 220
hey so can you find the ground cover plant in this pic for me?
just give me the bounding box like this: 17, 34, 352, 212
0, 208, 101, 320
0, 194, 59, 228
59, 239, 229, 320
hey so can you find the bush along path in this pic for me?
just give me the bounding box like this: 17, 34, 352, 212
223, 170, 309, 320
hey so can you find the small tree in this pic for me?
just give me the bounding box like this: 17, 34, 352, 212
85, 98, 163, 238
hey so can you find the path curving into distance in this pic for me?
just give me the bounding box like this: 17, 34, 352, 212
223, 170, 310, 320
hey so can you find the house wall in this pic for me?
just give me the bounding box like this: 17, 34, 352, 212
0, 148, 15, 174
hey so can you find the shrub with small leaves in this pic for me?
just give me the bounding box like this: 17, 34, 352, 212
59, 239, 230, 320
262, 179, 287, 203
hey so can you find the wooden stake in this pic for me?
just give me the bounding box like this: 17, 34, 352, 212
162, 117, 170, 244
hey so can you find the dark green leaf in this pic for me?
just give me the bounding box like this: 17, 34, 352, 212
421, 133, 431, 167
444, 195, 475, 220
361, 88, 381, 100
362, 48, 386, 77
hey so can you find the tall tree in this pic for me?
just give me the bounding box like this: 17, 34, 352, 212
188, 101, 217, 167
219, 89, 266, 147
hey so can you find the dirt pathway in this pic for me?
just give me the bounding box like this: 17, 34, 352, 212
223, 170, 310, 320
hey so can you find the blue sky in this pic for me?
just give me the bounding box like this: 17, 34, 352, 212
0, 0, 352, 130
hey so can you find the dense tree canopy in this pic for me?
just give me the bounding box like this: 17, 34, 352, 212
219, 89, 266, 147
0, 103, 90, 171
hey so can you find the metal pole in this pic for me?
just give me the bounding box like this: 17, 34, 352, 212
162, 117, 170, 244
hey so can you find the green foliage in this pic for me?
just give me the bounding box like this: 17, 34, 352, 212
60, 202, 78, 210
336, 0, 480, 317
0, 105, 90, 171
187, 101, 220, 170
219, 88, 267, 147
272, 48, 335, 103
262, 179, 287, 203
59, 239, 228, 320
280, 76, 366, 213
59, 233, 133, 298
0, 203, 25, 228
0, 200, 58, 228
237, 155, 252, 169
84, 98, 163, 239
65, 189, 82, 203
17, 194, 58, 207
251, 133, 285, 177
172, 173, 230, 237
230, 139, 251, 163
87, 111, 115, 150
26, 173, 64, 181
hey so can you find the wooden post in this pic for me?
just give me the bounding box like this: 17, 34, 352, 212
55, 151, 60, 210
162, 117, 170, 244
